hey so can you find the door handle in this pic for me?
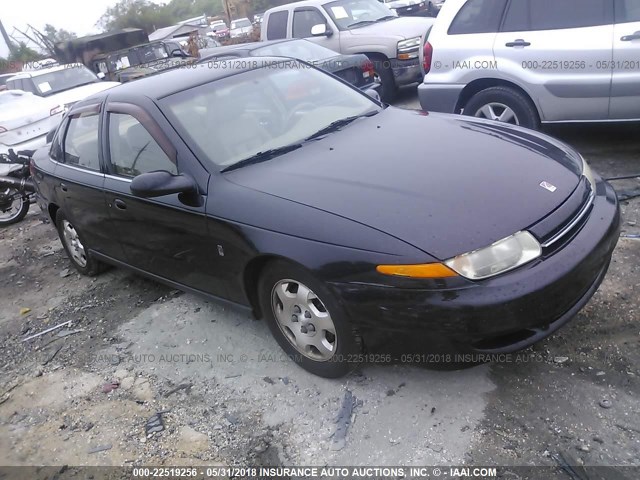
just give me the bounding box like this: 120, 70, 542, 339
60, 183, 68, 192
506, 39, 531, 47
621, 31, 640, 41
114, 199, 127, 210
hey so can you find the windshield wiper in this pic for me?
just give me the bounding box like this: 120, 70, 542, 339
347, 20, 376, 28
221, 143, 303, 172
304, 111, 379, 142
375, 15, 397, 22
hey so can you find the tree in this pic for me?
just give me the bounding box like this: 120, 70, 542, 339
8, 42, 41, 63
43, 24, 77, 44
97, 0, 174, 34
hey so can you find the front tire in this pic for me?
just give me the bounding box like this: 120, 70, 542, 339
370, 55, 397, 103
464, 86, 540, 130
55, 210, 103, 276
258, 260, 361, 378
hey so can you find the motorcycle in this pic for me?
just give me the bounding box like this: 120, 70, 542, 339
0, 149, 36, 226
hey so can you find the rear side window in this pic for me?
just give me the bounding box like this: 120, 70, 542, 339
502, 0, 612, 32
63, 113, 101, 171
293, 9, 326, 38
267, 11, 289, 40
616, 0, 640, 23
448, 0, 508, 35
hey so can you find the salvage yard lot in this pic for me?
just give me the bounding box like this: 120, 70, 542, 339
0, 92, 638, 475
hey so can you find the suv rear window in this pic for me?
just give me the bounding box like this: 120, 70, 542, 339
267, 11, 289, 40
502, 0, 612, 32
448, 0, 508, 35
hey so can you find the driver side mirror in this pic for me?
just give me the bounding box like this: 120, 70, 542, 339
170, 48, 187, 58
96, 72, 106, 80
130, 171, 197, 198
364, 87, 381, 102
311, 24, 333, 37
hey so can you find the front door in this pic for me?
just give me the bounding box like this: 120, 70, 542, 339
102, 104, 225, 296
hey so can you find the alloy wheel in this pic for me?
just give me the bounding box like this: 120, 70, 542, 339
271, 279, 337, 361
474, 102, 520, 125
62, 220, 87, 267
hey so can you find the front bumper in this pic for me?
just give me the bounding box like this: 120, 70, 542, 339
417, 82, 465, 113
0, 133, 48, 155
328, 179, 621, 353
391, 58, 423, 86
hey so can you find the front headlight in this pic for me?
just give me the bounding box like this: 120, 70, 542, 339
581, 155, 596, 193
445, 231, 542, 280
397, 36, 421, 60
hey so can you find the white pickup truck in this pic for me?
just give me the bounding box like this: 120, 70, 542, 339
261, 0, 434, 101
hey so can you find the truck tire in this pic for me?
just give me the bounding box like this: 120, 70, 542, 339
370, 55, 397, 103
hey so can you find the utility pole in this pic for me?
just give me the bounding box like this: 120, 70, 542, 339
0, 20, 16, 55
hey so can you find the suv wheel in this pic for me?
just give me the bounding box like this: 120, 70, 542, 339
258, 260, 361, 378
464, 86, 540, 130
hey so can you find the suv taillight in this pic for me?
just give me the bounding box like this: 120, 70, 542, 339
361, 60, 375, 79
423, 40, 433, 74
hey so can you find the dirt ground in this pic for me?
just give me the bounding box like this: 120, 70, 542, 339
0, 96, 638, 479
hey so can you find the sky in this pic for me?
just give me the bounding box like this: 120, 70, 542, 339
1, 0, 164, 56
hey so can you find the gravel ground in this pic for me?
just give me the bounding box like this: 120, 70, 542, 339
0, 90, 638, 478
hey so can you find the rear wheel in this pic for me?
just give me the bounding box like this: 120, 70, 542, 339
258, 260, 361, 378
55, 210, 104, 276
464, 86, 540, 130
0, 188, 29, 226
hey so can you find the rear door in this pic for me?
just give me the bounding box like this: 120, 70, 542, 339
52, 104, 120, 258
494, 0, 614, 121
610, 0, 640, 119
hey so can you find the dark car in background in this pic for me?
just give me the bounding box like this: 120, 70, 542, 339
33, 58, 619, 378
199, 39, 378, 91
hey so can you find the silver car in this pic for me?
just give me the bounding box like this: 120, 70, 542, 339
418, 0, 640, 129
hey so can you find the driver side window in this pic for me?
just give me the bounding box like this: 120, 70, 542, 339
107, 113, 177, 177
293, 9, 326, 38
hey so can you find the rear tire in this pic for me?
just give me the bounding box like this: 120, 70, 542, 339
258, 260, 361, 378
0, 190, 29, 226
464, 86, 540, 130
55, 210, 104, 276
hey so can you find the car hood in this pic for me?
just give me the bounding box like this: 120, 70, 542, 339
347, 16, 434, 41
47, 81, 120, 106
225, 108, 584, 259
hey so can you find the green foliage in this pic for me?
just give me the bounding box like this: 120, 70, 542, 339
8, 42, 42, 62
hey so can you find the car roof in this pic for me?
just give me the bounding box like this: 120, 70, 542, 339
11, 63, 86, 79
74, 56, 294, 105
199, 39, 306, 58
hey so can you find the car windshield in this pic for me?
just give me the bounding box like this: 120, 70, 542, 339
161, 61, 379, 170
231, 19, 252, 29
136, 44, 169, 63
212, 24, 227, 31
323, 0, 397, 30
32, 66, 98, 96
252, 40, 337, 62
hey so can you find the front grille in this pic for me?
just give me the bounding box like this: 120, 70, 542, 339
533, 177, 594, 254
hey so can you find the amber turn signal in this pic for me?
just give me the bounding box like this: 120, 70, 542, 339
376, 263, 458, 278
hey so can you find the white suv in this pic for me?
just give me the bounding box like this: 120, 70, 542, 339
418, 0, 640, 129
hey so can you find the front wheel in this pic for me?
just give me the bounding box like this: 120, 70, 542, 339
258, 260, 361, 378
464, 86, 540, 130
370, 56, 397, 103
0, 188, 29, 226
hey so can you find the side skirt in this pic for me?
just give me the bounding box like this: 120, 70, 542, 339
90, 250, 254, 316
